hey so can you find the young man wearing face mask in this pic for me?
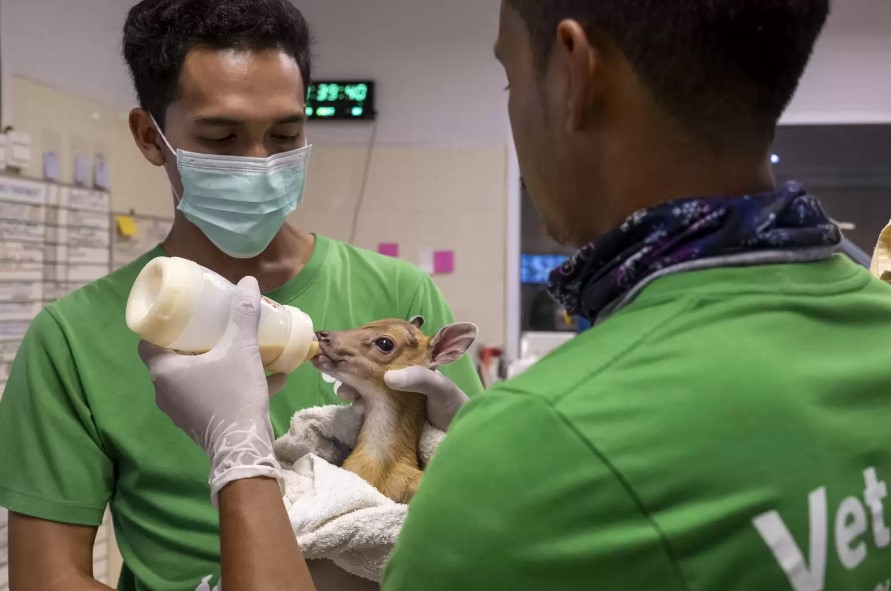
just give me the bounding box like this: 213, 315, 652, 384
0, 1, 482, 590
134, 0, 891, 590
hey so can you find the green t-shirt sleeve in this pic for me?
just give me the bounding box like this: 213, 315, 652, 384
0, 309, 113, 526
382, 391, 684, 591
405, 275, 484, 397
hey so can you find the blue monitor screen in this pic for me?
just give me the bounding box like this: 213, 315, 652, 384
521, 254, 568, 284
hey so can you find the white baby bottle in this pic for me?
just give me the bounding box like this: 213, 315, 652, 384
126, 257, 319, 373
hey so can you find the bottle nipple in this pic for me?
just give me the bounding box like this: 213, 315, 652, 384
304, 340, 320, 361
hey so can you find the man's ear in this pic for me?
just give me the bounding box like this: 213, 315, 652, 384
129, 108, 167, 167
555, 19, 601, 133
428, 323, 479, 368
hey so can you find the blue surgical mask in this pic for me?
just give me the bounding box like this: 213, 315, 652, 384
154, 119, 312, 259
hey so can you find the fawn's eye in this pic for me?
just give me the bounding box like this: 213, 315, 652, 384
374, 338, 395, 353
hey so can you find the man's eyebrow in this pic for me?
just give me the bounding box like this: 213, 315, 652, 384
273, 114, 306, 125
192, 116, 242, 126
192, 113, 306, 126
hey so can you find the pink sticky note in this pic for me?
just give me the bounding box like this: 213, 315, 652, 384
433, 250, 455, 274
378, 243, 400, 258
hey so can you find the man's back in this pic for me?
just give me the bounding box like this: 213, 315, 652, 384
385, 256, 891, 590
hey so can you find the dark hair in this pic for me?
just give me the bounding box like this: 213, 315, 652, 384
123, 0, 312, 128
507, 0, 829, 144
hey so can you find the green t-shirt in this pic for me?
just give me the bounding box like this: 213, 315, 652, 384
0, 235, 482, 591
384, 255, 891, 591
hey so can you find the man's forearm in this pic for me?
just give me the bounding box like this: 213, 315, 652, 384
219, 477, 317, 591
18, 576, 116, 591
8, 512, 116, 591
11, 565, 113, 591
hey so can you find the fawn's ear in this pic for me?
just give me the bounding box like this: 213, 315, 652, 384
428, 323, 478, 367
409, 316, 425, 329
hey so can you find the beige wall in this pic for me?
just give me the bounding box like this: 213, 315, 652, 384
12, 76, 170, 217
298, 144, 507, 347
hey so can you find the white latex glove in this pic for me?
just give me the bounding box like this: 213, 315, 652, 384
138, 276, 287, 506
332, 380, 367, 417
336, 367, 469, 431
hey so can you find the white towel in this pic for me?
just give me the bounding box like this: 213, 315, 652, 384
274, 405, 445, 582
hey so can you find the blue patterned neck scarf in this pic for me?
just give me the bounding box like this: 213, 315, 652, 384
548, 182, 842, 323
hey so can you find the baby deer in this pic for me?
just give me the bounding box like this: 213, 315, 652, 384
312, 316, 477, 503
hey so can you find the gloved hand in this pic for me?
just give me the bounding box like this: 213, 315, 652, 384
332, 381, 367, 417
336, 366, 469, 431
138, 276, 287, 506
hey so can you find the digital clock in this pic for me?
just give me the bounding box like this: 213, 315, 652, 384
305, 81, 376, 121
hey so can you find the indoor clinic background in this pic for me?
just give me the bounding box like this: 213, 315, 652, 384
1, 0, 891, 586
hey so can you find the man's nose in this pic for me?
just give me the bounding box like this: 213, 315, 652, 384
244, 142, 273, 159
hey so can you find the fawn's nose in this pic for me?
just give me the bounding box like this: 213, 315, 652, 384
316, 331, 331, 343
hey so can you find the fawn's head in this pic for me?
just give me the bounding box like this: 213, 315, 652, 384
312, 316, 477, 394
